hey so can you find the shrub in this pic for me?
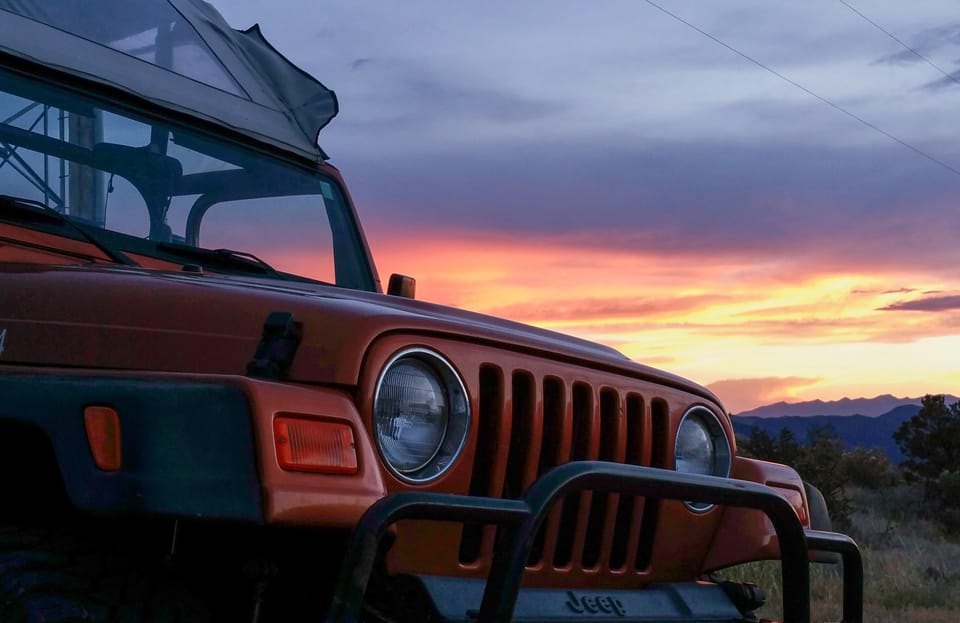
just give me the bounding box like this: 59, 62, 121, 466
926, 470, 960, 534
841, 447, 900, 489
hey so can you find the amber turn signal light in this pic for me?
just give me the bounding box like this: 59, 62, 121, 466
274, 416, 358, 474
83, 406, 122, 472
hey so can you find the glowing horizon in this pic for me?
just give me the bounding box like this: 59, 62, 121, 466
365, 222, 960, 414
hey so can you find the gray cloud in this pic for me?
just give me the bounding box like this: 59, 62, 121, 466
343, 131, 960, 279
869, 23, 960, 91
873, 24, 960, 66
922, 71, 960, 91
330, 57, 568, 137
403, 76, 566, 125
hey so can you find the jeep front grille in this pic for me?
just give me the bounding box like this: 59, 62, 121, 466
458, 364, 672, 576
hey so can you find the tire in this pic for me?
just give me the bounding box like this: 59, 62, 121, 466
0, 524, 210, 623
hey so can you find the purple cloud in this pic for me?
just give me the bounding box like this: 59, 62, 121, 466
880, 294, 960, 312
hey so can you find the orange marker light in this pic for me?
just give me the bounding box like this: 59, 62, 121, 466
274, 416, 358, 474
83, 406, 122, 471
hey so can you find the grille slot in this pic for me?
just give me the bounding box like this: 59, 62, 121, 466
581, 388, 622, 568
528, 377, 566, 565
461, 366, 666, 575
538, 377, 566, 477
503, 372, 537, 499
610, 394, 645, 570
458, 365, 504, 565
636, 398, 670, 570
553, 383, 594, 568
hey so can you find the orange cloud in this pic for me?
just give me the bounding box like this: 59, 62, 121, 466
706, 377, 825, 415
484, 294, 732, 325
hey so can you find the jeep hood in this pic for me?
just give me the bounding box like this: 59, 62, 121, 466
0, 265, 718, 402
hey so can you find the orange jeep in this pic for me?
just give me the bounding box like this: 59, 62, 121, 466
0, 2, 861, 622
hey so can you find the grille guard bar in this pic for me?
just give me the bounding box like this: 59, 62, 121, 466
326, 461, 863, 623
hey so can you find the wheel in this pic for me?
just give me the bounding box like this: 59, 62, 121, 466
0, 524, 210, 623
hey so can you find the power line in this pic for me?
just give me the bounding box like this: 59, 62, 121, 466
838, 0, 960, 89
642, 0, 960, 179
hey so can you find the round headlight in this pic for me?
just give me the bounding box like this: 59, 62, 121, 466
373, 348, 470, 483
674, 406, 732, 512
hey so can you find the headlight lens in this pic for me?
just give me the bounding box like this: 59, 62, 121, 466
373, 348, 470, 482
674, 406, 732, 511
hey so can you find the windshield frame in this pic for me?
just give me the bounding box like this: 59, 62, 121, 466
0, 55, 381, 292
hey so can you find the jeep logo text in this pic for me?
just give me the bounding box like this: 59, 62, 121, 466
565, 591, 626, 617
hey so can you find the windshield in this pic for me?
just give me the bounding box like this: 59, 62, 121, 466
0, 67, 375, 290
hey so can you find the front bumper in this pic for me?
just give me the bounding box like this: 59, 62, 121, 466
327, 461, 862, 623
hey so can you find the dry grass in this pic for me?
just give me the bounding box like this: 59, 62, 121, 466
718, 485, 960, 622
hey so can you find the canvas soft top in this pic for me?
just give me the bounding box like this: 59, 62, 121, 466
0, 0, 337, 162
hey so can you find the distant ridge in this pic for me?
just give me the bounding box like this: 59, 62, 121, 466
733, 394, 958, 418
733, 407, 915, 462
731, 394, 960, 462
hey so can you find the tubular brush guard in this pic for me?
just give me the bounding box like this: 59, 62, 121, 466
326, 461, 863, 623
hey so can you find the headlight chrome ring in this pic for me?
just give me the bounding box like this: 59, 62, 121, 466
373, 347, 470, 483
674, 405, 732, 512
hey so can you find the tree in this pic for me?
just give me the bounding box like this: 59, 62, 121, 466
794, 425, 851, 526
739, 427, 776, 461
738, 427, 801, 466
894, 394, 960, 533
894, 394, 960, 481
740, 425, 852, 527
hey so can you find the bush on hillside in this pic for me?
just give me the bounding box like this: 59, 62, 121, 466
841, 447, 900, 489
925, 470, 960, 535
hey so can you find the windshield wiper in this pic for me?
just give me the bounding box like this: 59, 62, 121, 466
0, 195, 138, 266
156, 242, 281, 277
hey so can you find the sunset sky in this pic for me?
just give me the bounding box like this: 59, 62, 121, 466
218, 1, 960, 413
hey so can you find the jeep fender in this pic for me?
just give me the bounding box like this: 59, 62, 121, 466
0, 372, 263, 522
